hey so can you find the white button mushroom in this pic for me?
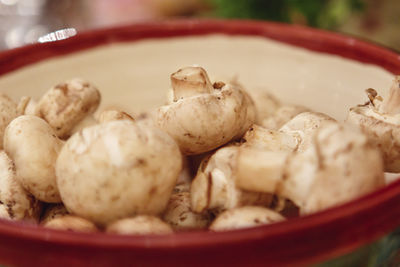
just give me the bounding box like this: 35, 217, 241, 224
261, 104, 310, 130
190, 146, 273, 214
156, 66, 256, 155
36, 79, 101, 139
246, 88, 314, 131
241, 124, 299, 152
279, 111, 336, 152
0, 93, 18, 149
235, 113, 334, 194
163, 192, 212, 231
282, 123, 385, 214
4, 115, 64, 203
56, 120, 182, 225
347, 77, 400, 172
106, 215, 173, 235
19, 94, 99, 137
209, 206, 284, 231
0, 151, 42, 222
235, 123, 385, 214
43, 215, 98, 233
247, 90, 282, 125
68, 115, 98, 136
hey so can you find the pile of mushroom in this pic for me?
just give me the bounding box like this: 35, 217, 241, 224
0, 66, 392, 234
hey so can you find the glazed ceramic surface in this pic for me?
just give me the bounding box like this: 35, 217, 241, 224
0, 32, 394, 120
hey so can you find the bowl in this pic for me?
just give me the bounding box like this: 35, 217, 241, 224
1, 19, 400, 267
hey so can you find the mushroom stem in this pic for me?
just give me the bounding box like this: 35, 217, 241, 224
170, 66, 214, 102
380, 76, 400, 114
236, 148, 289, 193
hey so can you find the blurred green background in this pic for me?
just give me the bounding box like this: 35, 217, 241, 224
207, 0, 400, 51
210, 0, 365, 29
0, 0, 399, 51
160, 0, 400, 51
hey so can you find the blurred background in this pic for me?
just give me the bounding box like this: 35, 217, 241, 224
0, 0, 399, 51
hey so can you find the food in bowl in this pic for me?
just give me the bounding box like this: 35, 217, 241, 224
0, 63, 398, 233
347, 77, 400, 172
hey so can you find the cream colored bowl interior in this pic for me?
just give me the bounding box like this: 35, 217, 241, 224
0, 34, 394, 121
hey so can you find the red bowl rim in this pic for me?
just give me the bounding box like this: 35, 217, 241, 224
1, 19, 400, 265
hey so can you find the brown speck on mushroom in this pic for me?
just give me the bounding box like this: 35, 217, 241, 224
213, 81, 225, 89
366, 88, 378, 105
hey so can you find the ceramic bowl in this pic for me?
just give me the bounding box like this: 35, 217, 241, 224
1, 20, 400, 267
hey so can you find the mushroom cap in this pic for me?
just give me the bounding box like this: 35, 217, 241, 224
18, 97, 39, 116
242, 124, 299, 152
97, 109, 135, 124
163, 192, 212, 231
43, 215, 98, 233
4, 115, 63, 203
106, 215, 173, 235
17, 96, 38, 116
209, 206, 284, 231
279, 111, 336, 152
190, 146, 273, 214
282, 123, 385, 214
40, 204, 69, 225
247, 90, 281, 125
347, 105, 400, 172
235, 125, 299, 194
156, 83, 256, 155
68, 115, 98, 136
56, 120, 182, 225
0, 94, 18, 150
0, 151, 42, 222
37, 79, 101, 138
280, 111, 335, 132
379, 76, 400, 114
261, 104, 309, 130
16, 96, 30, 116
190, 146, 240, 213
